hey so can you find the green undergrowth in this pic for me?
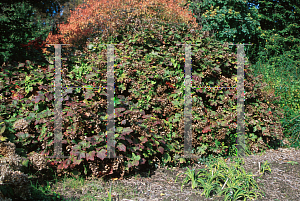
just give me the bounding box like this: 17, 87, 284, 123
175, 155, 269, 200
249, 53, 300, 148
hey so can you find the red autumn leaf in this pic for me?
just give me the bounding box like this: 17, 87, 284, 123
57, 163, 64, 170
86, 151, 95, 161
12, 91, 24, 100
117, 143, 126, 152
158, 146, 164, 154
34, 91, 45, 103
45, 92, 53, 101
165, 81, 175, 89
97, 149, 107, 160
202, 125, 211, 133
72, 158, 82, 166
43, 0, 199, 53
78, 151, 86, 160
63, 160, 70, 169
21, 36, 46, 51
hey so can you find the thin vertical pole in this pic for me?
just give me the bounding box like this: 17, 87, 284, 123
184, 44, 192, 156
50, 44, 71, 159
107, 44, 116, 158
236, 44, 246, 157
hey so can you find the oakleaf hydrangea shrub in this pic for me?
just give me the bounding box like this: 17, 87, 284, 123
0, 7, 286, 179
40, 14, 286, 176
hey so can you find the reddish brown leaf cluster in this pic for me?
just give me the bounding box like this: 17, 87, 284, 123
20, 36, 46, 51
165, 81, 175, 89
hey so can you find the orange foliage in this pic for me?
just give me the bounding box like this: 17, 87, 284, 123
42, 0, 200, 55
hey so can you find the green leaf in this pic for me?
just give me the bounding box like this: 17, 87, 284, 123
22, 159, 29, 167
162, 153, 171, 163
0, 136, 7, 142
0, 123, 5, 135
179, 158, 186, 163
253, 126, 257, 132
197, 144, 208, 155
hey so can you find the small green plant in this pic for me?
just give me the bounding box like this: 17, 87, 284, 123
259, 160, 272, 176
175, 167, 200, 191
175, 156, 264, 200
106, 183, 113, 201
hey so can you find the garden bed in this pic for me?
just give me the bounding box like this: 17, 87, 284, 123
34, 147, 300, 201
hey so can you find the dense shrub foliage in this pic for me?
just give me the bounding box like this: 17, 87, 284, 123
1, 0, 297, 190
0, 1, 299, 200
0, 15, 286, 183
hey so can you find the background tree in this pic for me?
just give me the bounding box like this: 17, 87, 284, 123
42, 0, 201, 57
183, 0, 299, 69
0, 0, 86, 65
246, 0, 299, 68
0, 0, 85, 33
24, 0, 86, 35
181, 0, 264, 66
0, 2, 49, 65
